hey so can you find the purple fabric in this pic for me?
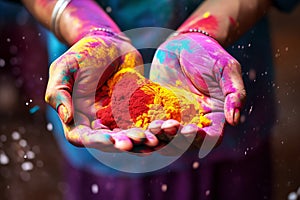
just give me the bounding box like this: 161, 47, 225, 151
62, 140, 272, 200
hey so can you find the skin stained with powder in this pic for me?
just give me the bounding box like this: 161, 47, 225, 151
96, 58, 211, 130
179, 12, 219, 38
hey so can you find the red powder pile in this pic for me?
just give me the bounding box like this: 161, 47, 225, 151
96, 68, 210, 130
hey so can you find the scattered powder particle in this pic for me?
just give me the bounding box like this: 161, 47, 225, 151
192, 161, 199, 169
161, 184, 167, 192
47, 123, 53, 131
11, 131, 20, 140
21, 161, 33, 171
0, 153, 9, 165
91, 184, 99, 194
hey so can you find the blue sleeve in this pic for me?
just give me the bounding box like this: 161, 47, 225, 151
272, 0, 300, 12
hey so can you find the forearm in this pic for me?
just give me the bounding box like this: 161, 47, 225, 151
178, 0, 272, 46
21, 0, 120, 45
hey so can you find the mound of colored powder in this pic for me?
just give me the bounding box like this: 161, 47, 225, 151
96, 67, 211, 130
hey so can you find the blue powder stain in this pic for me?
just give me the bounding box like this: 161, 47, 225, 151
156, 50, 166, 63
70, 68, 77, 73
62, 75, 70, 84
29, 105, 40, 114
179, 39, 193, 53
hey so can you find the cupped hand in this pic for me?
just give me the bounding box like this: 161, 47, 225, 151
45, 32, 146, 151
149, 32, 246, 150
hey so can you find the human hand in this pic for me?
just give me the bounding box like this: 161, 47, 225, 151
45, 31, 148, 151
149, 32, 246, 151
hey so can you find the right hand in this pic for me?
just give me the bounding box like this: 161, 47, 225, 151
45, 31, 147, 151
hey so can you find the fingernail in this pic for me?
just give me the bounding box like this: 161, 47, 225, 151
126, 128, 146, 144
181, 124, 198, 135
161, 119, 180, 135
113, 133, 133, 151
144, 130, 159, 147
58, 104, 69, 123
233, 108, 240, 125
148, 120, 164, 134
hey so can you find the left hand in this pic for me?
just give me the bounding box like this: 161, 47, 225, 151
45, 32, 144, 151
149, 32, 246, 150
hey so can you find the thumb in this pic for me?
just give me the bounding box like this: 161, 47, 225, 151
45, 88, 73, 124
218, 59, 246, 126
45, 56, 76, 124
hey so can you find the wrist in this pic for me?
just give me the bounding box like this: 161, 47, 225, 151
82, 27, 131, 43
51, 0, 121, 45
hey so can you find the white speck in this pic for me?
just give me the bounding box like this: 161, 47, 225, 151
25, 102, 29, 106
106, 6, 112, 13
0, 153, 9, 165
288, 192, 297, 200
46, 123, 53, 131
192, 161, 199, 169
244, 151, 247, 155
91, 184, 99, 194
39, 77, 43, 81
248, 106, 253, 115
285, 47, 289, 51
205, 190, 210, 196
26, 151, 35, 159
22, 36, 25, 40
6, 38, 11, 42
0, 59, 5, 67
38, 33, 41, 36
21, 161, 33, 171
29, 99, 32, 103
161, 184, 167, 192
19, 139, 27, 147
248, 43, 251, 47
12, 131, 21, 140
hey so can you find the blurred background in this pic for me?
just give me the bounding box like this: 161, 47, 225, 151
0, 2, 299, 200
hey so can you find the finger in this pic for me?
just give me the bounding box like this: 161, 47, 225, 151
161, 119, 180, 136
111, 131, 133, 151
144, 130, 159, 147
45, 56, 77, 124
82, 130, 116, 152
218, 60, 246, 125
198, 112, 225, 158
148, 120, 171, 142
180, 124, 206, 148
125, 128, 146, 145
148, 120, 164, 134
